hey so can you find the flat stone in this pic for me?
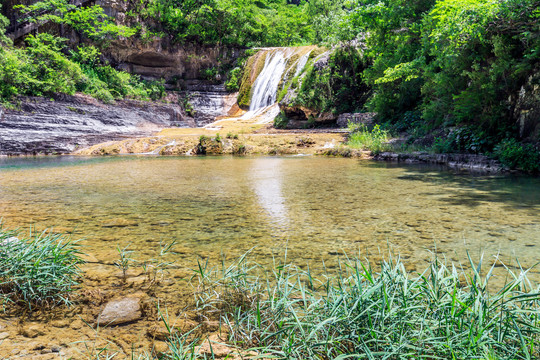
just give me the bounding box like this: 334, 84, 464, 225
97, 296, 142, 326
0, 331, 9, 340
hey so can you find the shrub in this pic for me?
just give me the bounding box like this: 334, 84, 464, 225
347, 123, 389, 154
294, 45, 370, 114
273, 111, 289, 129
0, 227, 84, 309
495, 139, 540, 172
225, 67, 242, 92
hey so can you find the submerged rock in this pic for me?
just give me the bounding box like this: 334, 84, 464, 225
20, 325, 45, 338
97, 296, 142, 326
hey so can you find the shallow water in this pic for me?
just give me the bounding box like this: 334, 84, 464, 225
0, 156, 539, 278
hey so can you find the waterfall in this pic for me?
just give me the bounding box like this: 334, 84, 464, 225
249, 50, 288, 111
294, 50, 312, 77
248, 47, 315, 111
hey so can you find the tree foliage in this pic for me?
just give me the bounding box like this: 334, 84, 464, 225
15, 0, 135, 44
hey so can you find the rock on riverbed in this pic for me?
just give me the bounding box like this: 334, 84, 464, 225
96, 296, 142, 326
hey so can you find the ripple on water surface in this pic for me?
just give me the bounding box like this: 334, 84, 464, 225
0, 156, 539, 279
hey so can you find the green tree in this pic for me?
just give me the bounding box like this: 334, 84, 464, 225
16, 0, 134, 45
0, 5, 11, 46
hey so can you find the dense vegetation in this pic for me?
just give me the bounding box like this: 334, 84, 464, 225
0, 2, 164, 104
1, 0, 538, 169
127, 0, 340, 46
286, 0, 539, 171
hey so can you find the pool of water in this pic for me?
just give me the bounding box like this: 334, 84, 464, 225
1, 156, 539, 278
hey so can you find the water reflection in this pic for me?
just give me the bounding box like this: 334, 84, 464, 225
250, 158, 290, 233
0, 156, 538, 281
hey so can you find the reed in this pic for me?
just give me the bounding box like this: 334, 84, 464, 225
191, 253, 540, 360
0, 226, 84, 310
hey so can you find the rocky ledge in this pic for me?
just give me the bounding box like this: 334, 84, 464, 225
0, 94, 195, 155
373, 152, 503, 173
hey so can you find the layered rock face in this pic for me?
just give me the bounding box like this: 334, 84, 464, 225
184, 81, 238, 125
0, 94, 194, 155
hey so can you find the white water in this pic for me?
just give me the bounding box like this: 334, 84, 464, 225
294, 50, 312, 77
243, 104, 280, 124
249, 47, 315, 112
202, 47, 315, 127
250, 50, 288, 111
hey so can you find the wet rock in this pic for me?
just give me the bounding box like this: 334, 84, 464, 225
199, 334, 235, 358
50, 320, 70, 328
97, 296, 142, 326
373, 152, 503, 173
147, 319, 198, 340
70, 319, 84, 330
202, 320, 221, 332
183, 81, 238, 126
126, 275, 148, 287
152, 341, 169, 357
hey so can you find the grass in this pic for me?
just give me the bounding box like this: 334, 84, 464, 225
0, 226, 84, 310
347, 123, 390, 154
188, 251, 540, 360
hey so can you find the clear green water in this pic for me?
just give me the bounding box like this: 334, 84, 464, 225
0, 156, 539, 277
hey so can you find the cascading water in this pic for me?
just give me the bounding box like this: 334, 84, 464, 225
294, 50, 312, 77
249, 47, 314, 111
202, 46, 318, 128
249, 50, 288, 111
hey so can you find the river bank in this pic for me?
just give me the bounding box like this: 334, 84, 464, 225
0, 92, 525, 175
1, 227, 539, 359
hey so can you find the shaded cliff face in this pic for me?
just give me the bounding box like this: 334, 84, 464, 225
0, 94, 194, 155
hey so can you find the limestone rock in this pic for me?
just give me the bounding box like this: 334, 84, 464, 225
97, 296, 142, 326
147, 319, 198, 341
0, 94, 195, 155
